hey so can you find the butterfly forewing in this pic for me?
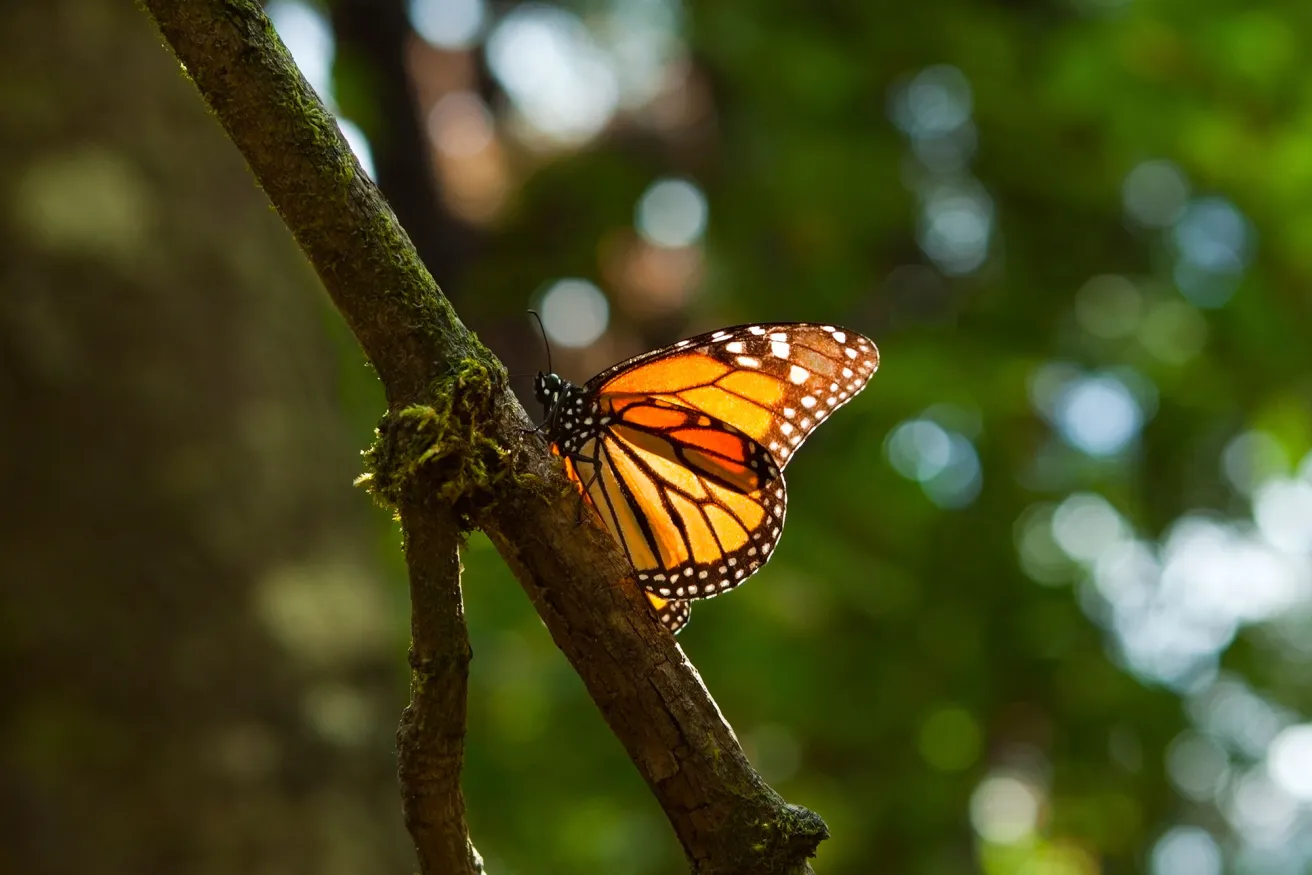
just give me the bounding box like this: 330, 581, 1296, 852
590, 323, 879, 467
605, 396, 780, 493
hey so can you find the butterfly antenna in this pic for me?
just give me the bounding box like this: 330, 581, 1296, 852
527, 309, 553, 374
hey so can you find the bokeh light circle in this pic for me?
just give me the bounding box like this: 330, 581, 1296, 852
539, 279, 610, 348
635, 178, 708, 248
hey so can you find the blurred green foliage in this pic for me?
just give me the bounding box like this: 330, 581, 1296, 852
371, 0, 1312, 873
8, 0, 1312, 872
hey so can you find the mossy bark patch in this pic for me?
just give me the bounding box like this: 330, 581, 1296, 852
360, 358, 522, 527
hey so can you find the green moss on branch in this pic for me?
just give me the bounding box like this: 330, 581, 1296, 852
361, 358, 537, 527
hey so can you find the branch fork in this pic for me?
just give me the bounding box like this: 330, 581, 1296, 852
139, 2, 829, 871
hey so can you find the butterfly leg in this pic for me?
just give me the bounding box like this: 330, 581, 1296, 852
571, 451, 602, 527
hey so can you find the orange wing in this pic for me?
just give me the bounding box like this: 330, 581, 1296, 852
602, 395, 780, 493
562, 408, 786, 600
589, 323, 878, 467
559, 450, 695, 633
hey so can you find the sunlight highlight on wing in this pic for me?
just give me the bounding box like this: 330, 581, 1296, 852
604, 353, 730, 393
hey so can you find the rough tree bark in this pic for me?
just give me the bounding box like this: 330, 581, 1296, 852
396, 502, 482, 875
138, 2, 829, 872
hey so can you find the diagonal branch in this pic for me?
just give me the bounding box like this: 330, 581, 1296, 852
139, 2, 829, 872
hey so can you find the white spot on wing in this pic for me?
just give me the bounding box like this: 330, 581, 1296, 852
770, 341, 790, 358
832, 330, 847, 343
780, 422, 794, 435
725, 340, 745, 354
801, 395, 817, 409
769, 331, 788, 341
845, 347, 858, 360
736, 356, 761, 368
788, 365, 809, 385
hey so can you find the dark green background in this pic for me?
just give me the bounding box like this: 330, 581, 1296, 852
4, 0, 1310, 873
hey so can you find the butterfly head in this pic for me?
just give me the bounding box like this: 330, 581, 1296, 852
533, 371, 592, 446
533, 371, 565, 413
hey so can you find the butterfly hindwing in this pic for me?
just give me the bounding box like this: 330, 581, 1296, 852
646, 594, 691, 633
568, 425, 786, 600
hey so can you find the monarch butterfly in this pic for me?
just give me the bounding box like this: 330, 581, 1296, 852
535, 323, 879, 632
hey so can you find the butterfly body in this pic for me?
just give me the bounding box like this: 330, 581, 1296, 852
535, 323, 878, 632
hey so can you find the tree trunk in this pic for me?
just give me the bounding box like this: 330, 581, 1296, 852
0, 2, 410, 872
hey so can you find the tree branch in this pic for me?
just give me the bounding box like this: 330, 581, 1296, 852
397, 501, 483, 875
139, 2, 829, 871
